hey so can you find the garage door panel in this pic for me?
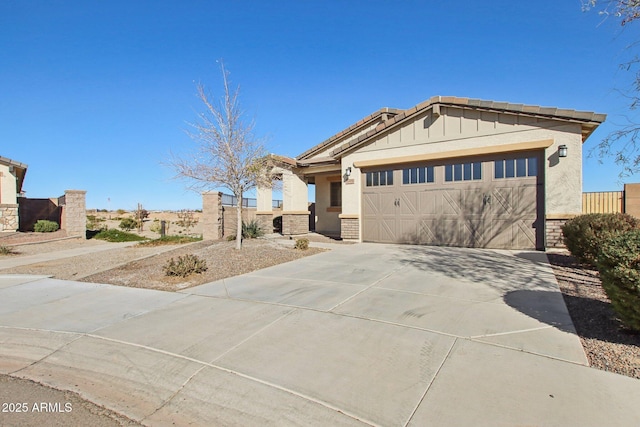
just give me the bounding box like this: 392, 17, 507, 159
362, 156, 542, 249
442, 190, 462, 216
419, 192, 437, 215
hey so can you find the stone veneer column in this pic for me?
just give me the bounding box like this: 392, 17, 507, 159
545, 215, 573, 248
282, 212, 310, 236
202, 191, 223, 240
0, 204, 18, 232
340, 215, 359, 240
62, 190, 87, 239
256, 186, 274, 234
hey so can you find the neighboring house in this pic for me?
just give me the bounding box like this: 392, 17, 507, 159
257, 96, 606, 250
0, 156, 27, 232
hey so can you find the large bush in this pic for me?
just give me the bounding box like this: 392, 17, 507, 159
597, 230, 640, 332
34, 220, 59, 233
562, 213, 639, 266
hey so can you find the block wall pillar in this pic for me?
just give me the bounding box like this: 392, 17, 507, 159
202, 191, 223, 240
62, 190, 86, 239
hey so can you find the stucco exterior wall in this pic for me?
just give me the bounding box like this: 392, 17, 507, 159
334, 109, 584, 241
0, 164, 17, 205
313, 174, 341, 234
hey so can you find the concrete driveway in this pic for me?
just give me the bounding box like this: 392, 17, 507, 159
1, 243, 639, 426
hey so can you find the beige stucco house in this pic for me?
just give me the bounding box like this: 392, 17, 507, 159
257, 97, 606, 250
0, 156, 27, 232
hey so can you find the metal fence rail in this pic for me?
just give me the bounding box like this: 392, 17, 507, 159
220, 193, 282, 209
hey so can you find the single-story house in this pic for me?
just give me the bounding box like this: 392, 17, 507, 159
256, 96, 606, 250
0, 156, 28, 232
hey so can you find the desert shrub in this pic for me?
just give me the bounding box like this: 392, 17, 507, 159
163, 254, 207, 277
242, 219, 264, 239
562, 213, 639, 267
138, 235, 202, 246
86, 215, 106, 230
150, 219, 162, 234
0, 245, 17, 255
226, 234, 237, 241
34, 220, 59, 233
596, 229, 640, 332
93, 229, 146, 242
294, 238, 309, 250
119, 217, 138, 231
116, 209, 126, 215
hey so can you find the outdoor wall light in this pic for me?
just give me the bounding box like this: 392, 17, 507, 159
558, 145, 568, 158
345, 167, 352, 177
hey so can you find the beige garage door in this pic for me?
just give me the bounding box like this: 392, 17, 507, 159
362, 154, 543, 249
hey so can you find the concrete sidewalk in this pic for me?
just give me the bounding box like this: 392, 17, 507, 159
0, 241, 138, 270
1, 243, 639, 426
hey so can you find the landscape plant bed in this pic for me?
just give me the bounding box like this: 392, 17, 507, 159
547, 252, 640, 380
80, 238, 326, 292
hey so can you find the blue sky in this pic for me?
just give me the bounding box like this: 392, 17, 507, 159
1, 0, 638, 210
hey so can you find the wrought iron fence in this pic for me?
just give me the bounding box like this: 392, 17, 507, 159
220, 193, 282, 209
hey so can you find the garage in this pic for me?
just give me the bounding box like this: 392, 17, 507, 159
362, 152, 544, 249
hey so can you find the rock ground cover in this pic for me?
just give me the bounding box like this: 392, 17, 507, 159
547, 252, 640, 379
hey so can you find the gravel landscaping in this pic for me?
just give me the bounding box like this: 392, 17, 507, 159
547, 252, 640, 379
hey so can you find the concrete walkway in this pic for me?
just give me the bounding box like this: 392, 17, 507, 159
0, 241, 138, 270
1, 243, 639, 426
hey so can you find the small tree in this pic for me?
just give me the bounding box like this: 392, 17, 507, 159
170, 62, 272, 249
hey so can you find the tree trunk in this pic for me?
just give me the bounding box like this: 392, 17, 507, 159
235, 191, 243, 250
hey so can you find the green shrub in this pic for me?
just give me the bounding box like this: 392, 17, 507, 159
294, 238, 309, 250
119, 217, 138, 231
242, 219, 264, 239
34, 220, 59, 233
562, 213, 639, 266
596, 229, 640, 332
86, 215, 106, 230
163, 254, 208, 277
93, 229, 146, 242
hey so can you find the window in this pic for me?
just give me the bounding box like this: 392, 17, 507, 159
402, 166, 434, 184
494, 156, 538, 179
365, 170, 394, 187
445, 162, 482, 182
330, 181, 342, 207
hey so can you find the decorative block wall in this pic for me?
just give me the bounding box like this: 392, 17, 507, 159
340, 217, 359, 240
546, 218, 568, 248
202, 191, 223, 240
62, 190, 86, 238
0, 204, 18, 232
282, 213, 309, 235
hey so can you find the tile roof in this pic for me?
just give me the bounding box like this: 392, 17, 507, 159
296, 96, 606, 161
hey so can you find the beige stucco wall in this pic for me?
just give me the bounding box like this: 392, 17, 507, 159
313, 174, 341, 234
336, 108, 584, 240
282, 169, 309, 212
0, 164, 17, 205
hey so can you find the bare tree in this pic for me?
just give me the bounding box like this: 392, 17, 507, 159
583, 1, 640, 177
170, 62, 272, 249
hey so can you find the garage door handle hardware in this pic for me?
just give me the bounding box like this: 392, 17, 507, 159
394, 198, 400, 206
483, 194, 492, 205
